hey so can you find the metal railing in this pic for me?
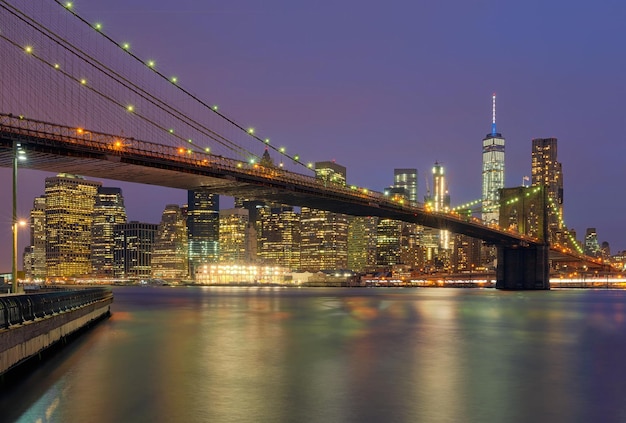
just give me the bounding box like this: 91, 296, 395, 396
0, 287, 112, 329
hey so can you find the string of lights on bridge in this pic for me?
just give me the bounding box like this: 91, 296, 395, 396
0, 0, 263, 164
449, 187, 584, 255
53, 0, 314, 172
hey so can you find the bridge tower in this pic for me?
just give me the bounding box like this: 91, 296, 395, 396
495, 185, 550, 290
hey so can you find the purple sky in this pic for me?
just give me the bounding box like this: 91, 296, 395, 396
1, 0, 625, 271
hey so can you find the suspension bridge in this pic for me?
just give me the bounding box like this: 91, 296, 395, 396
0, 0, 614, 289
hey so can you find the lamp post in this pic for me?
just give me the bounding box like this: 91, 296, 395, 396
12, 142, 26, 293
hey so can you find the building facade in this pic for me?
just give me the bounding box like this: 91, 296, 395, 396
152, 204, 188, 280
482, 94, 505, 226
187, 189, 219, 276
114, 222, 157, 279
91, 187, 127, 277
45, 174, 101, 278
531, 137, 563, 243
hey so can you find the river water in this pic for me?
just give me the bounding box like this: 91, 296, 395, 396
2, 286, 626, 423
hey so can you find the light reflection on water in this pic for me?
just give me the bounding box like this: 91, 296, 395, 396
3, 287, 626, 423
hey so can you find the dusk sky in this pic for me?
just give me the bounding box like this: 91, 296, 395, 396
1, 0, 625, 271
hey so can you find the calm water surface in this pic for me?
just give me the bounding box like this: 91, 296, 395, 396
2, 286, 626, 423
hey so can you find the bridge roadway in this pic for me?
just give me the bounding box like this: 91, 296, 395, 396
0, 114, 535, 246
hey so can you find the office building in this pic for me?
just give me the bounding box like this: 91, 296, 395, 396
584, 228, 600, 257
152, 204, 188, 280
394, 168, 418, 205
92, 187, 127, 277
219, 208, 251, 263
347, 216, 378, 272
482, 94, 505, 225
300, 207, 348, 271
25, 196, 46, 280
531, 137, 563, 242
114, 221, 157, 279
257, 205, 301, 270
187, 189, 219, 276
45, 174, 101, 278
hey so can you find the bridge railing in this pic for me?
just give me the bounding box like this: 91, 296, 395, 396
0, 114, 541, 243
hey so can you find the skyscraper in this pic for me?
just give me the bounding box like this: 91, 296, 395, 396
394, 168, 418, 205
45, 174, 101, 278
219, 208, 250, 263
114, 222, 157, 279
347, 216, 378, 272
92, 187, 127, 277
25, 196, 46, 280
299, 162, 349, 271
432, 162, 451, 250
531, 137, 563, 243
187, 189, 219, 276
482, 94, 505, 225
152, 204, 188, 280
257, 205, 301, 270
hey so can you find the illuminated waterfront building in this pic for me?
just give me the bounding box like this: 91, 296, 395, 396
531, 137, 563, 242
114, 222, 157, 279
347, 216, 378, 272
451, 234, 482, 272
45, 174, 101, 278
219, 208, 250, 263
257, 205, 301, 270
300, 207, 349, 271
187, 189, 219, 276
482, 94, 505, 226
393, 168, 418, 205
299, 161, 349, 271
24, 196, 46, 280
152, 205, 188, 280
91, 187, 127, 278
376, 218, 403, 267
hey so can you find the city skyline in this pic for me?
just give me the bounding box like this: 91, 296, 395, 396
0, 0, 625, 270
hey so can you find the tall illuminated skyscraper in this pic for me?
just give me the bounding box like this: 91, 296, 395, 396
219, 208, 250, 263
187, 189, 219, 276
300, 162, 349, 271
394, 168, 418, 205
25, 196, 46, 280
45, 174, 101, 278
152, 204, 188, 280
482, 94, 505, 225
92, 187, 127, 277
531, 137, 563, 242
114, 222, 157, 279
432, 162, 451, 250
347, 216, 378, 272
257, 205, 301, 270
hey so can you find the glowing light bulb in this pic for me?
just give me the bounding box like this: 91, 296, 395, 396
247, 128, 255, 135
127, 105, 134, 112
204, 147, 210, 153
54, 63, 60, 69
171, 76, 178, 83
80, 78, 87, 85
94, 22, 102, 31
24, 46, 33, 54
168, 129, 174, 134
122, 42, 130, 50
147, 60, 155, 68
187, 139, 192, 143
264, 138, 270, 144
65, 2, 73, 9
212, 105, 218, 111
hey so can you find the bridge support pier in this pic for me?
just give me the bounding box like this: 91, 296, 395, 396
495, 244, 550, 290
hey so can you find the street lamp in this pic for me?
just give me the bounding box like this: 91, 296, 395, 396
12, 142, 26, 293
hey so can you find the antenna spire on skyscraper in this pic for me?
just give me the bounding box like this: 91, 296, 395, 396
491, 93, 497, 136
